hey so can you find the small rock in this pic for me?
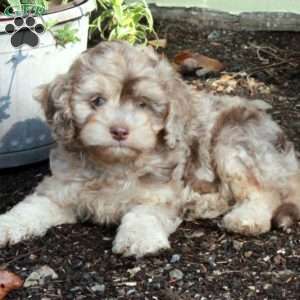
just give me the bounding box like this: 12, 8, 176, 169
232, 240, 243, 251
208, 255, 216, 267
169, 269, 184, 281
263, 255, 271, 262
170, 254, 181, 263
263, 283, 272, 290
244, 251, 252, 258
29, 254, 37, 261
277, 269, 294, 277
208, 30, 221, 41
126, 289, 136, 296
127, 266, 141, 278
24, 265, 58, 287
91, 283, 105, 293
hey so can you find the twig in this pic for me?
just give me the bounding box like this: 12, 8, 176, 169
0, 247, 44, 269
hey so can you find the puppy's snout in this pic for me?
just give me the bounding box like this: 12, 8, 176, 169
110, 126, 129, 141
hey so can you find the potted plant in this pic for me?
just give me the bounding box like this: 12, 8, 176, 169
0, 0, 96, 168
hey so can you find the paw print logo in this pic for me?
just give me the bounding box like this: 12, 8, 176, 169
5, 16, 45, 48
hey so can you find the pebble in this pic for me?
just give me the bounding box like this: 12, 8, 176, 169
91, 283, 105, 293
24, 265, 58, 287
170, 254, 181, 263
169, 268, 184, 280
127, 266, 141, 277
126, 289, 136, 296
232, 240, 243, 251
208, 255, 216, 267
244, 251, 253, 258
208, 30, 221, 40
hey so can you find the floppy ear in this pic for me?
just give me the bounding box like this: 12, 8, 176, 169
34, 75, 75, 145
138, 47, 193, 149
162, 69, 193, 149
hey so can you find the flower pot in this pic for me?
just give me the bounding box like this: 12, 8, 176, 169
0, 0, 96, 168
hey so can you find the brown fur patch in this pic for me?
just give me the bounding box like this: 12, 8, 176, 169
190, 180, 218, 193
184, 140, 218, 193
120, 78, 139, 99
272, 203, 300, 229
274, 132, 288, 153
120, 77, 151, 101
210, 106, 261, 174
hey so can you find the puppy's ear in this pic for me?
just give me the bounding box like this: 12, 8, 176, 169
164, 76, 193, 149
34, 75, 75, 144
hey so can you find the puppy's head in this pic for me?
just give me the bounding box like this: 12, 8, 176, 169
35, 41, 192, 164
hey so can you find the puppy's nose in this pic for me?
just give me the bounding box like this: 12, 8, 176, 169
110, 126, 129, 141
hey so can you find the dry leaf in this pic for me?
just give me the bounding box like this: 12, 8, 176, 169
0, 270, 23, 300
211, 74, 238, 93
174, 50, 224, 76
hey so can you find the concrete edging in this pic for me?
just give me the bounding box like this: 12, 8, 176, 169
150, 5, 300, 31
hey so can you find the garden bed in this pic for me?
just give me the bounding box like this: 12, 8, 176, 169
1, 23, 300, 299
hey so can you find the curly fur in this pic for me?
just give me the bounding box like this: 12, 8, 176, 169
0, 41, 299, 256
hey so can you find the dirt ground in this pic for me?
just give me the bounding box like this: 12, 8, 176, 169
1, 23, 300, 299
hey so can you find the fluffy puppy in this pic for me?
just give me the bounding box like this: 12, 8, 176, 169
0, 41, 299, 257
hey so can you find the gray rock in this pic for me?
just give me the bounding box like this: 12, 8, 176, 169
24, 265, 58, 287
170, 254, 181, 263
91, 283, 105, 292
208, 30, 221, 40
169, 268, 184, 280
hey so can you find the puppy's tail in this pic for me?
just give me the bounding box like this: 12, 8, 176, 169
272, 203, 300, 230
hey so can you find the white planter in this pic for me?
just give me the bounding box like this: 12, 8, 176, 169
0, 0, 96, 168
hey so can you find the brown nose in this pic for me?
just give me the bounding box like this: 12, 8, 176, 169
110, 126, 129, 141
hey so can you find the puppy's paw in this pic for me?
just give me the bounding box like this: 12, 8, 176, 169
112, 215, 170, 257
0, 216, 29, 247
223, 206, 271, 236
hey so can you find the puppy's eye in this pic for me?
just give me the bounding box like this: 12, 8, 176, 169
139, 102, 147, 108
91, 96, 106, 108
137, 99, 149, 109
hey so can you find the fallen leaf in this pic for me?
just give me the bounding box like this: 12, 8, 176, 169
211, 74, 238, 93
0, 270, 23, 300
174, 50, 225, 76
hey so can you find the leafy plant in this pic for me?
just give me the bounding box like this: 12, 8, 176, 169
6, 0, 48, 12
45, 20, 80, 47
90, 0, 156, 45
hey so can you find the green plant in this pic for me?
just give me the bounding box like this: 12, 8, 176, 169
5, 0, 48, 12
90, 0, 156, 45
45, 20, 80, 47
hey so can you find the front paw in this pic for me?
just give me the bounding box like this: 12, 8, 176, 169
0, 216, 29, 247
112, 215, 170, 257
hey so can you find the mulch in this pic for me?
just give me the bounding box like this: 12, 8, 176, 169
1, 23, 300, 299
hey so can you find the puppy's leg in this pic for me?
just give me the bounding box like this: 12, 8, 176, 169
223, 190, 281, 235
183, 192, 230, 220
0, 179, 77, 247
112, 205, 181, 257
214, 142, 281, 235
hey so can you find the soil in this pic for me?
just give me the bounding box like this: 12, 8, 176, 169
1, 23, 300, 299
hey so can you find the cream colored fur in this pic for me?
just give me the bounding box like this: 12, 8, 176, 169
0, 41, 299, 256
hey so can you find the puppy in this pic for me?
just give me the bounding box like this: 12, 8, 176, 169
0, 41, 299, 257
